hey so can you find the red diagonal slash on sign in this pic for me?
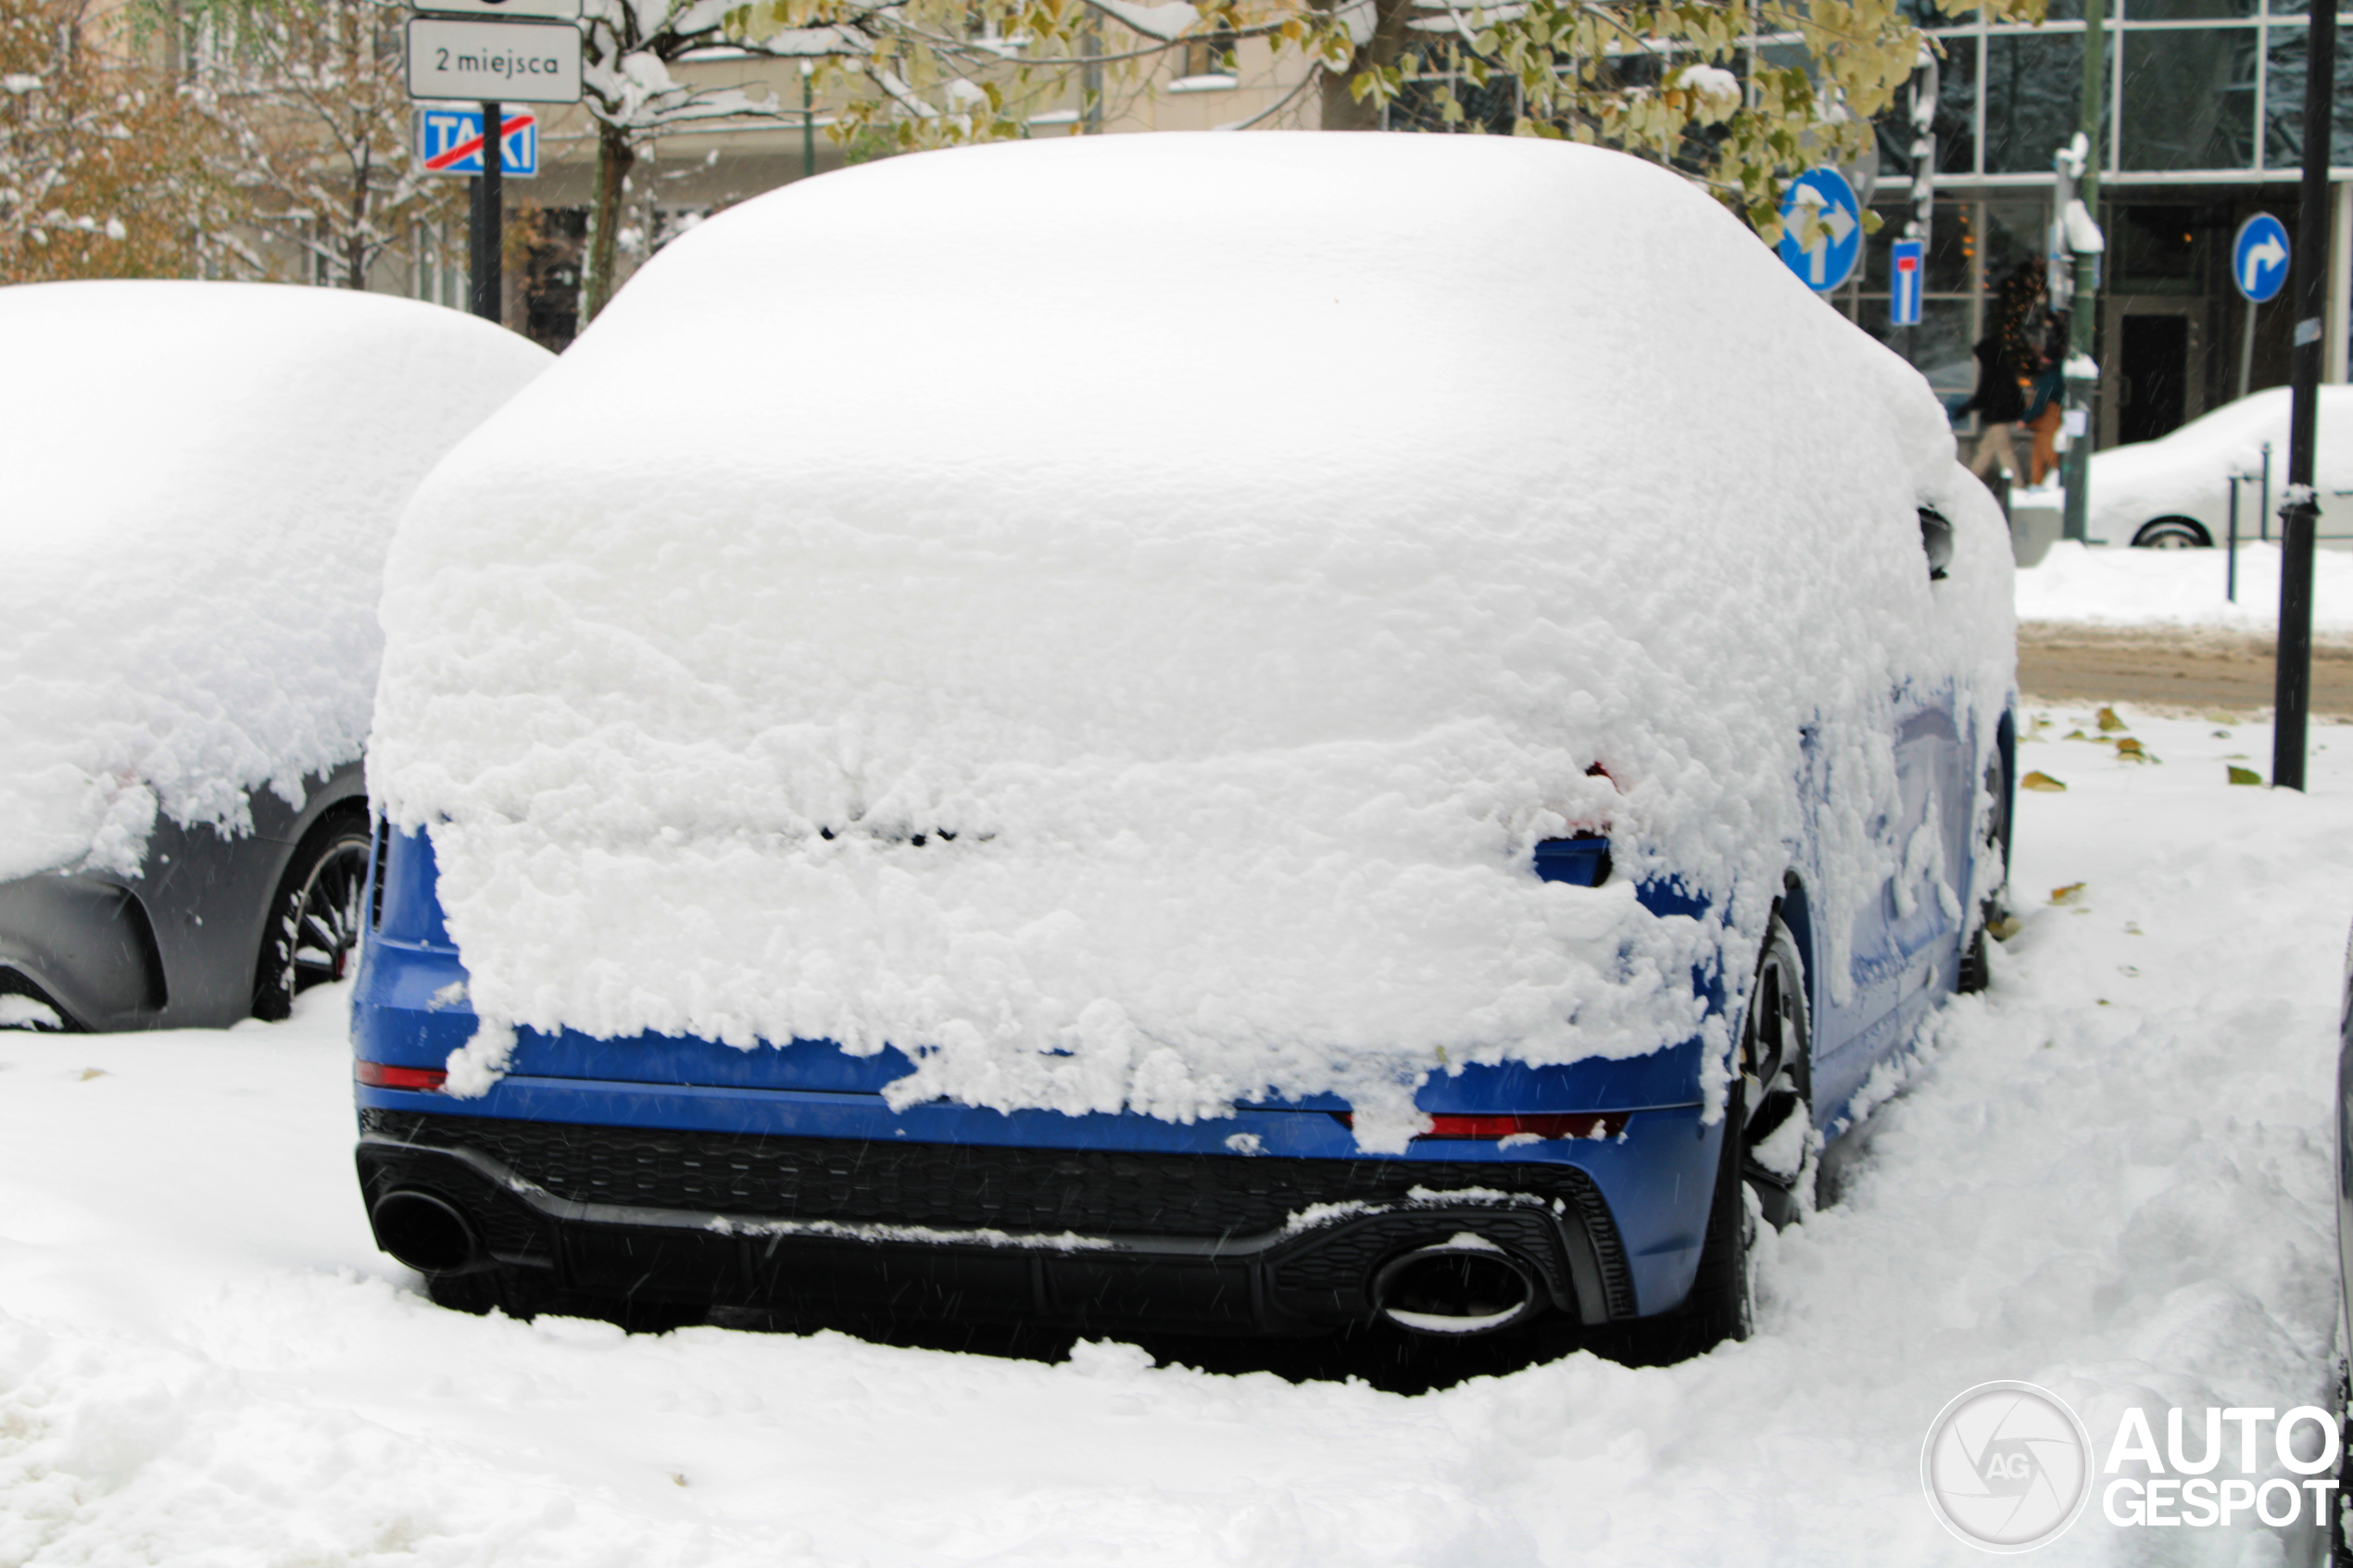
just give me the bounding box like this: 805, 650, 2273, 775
425, 113, 531, 172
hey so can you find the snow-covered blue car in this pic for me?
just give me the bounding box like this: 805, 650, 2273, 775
349, 134, 2017, 1356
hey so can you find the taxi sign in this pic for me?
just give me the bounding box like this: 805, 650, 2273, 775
416, 105, 538, 177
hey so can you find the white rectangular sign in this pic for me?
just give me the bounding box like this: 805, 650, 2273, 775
417, 0, 578, 18
407, 17, 582, 104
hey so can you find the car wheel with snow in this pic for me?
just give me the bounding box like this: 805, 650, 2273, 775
1652, 916, 1814, 1358
1958, 746, 2014, 995
252, 807, 371, 1022
2132, 517, 2211, 548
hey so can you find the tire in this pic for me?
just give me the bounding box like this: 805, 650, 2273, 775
2133, 517, 2210, 548
1958, 746, 2013, 996
1643, 915, 1815, 1359
252, 804, 371, 1022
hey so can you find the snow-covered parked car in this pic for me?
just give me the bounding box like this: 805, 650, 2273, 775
350, 134, 2018, 1356
0, 282, 550, 1033
2089, 384, 2353, 547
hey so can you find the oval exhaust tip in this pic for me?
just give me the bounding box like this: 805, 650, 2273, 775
1371, 1235, 1540, 1336
371, 1189, 479, 1274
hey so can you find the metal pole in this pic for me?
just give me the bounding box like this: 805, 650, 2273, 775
2273, 0, 2334, 790
2060, 0, 2108, 544
2239, 300, 2259, 402
2228, 474, 2240, 602
470, 100, 502, 324
800, 63, 816, 180
1905, 49, 1938, 371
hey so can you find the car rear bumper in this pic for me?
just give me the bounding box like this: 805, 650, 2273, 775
354, 1105, 1716, 1334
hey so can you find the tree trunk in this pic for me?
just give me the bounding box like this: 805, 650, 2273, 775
346, 141, 370, 290
581, 118, 635, 323
1318, 64, 1380, 130
1311, 0, 1414, 130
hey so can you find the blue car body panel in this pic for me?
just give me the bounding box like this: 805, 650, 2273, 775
355, 826, 1729, 1315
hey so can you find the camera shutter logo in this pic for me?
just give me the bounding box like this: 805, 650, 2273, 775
1922, 1382, 2095, 1551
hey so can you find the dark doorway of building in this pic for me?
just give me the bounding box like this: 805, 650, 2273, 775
2119, 314, 2189, 445
2103, 295, 2207, 448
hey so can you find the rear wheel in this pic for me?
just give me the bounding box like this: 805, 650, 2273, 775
1959, 745, 2014, 995
2133, 517, 2210, 548
1644, 915, 1814, 1359
252, 805, 371, 1021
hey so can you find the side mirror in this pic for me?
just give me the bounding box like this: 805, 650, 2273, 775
1919, 508, 1954, 582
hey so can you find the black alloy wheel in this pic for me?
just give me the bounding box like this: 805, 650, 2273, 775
1655, 914, 1815, 1358
2133, 517, 2210, 548
253, 807, 371, 1022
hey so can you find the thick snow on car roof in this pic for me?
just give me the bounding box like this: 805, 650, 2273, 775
0, 282, 551, 884
371, 134, 2014, 1144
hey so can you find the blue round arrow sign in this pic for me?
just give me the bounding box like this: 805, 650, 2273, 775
2233, 213, 2290, 305
1776, 167, 1863, 295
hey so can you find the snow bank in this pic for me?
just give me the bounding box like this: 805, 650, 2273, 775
370, 134, 2014, 1140
0, 282, 551, 883
2018, 539, 2353, 633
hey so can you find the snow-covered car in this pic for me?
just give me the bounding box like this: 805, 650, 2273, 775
2089, 385, 2353, 547
349, 135, 2017, 1357
0, 282, 550, 1034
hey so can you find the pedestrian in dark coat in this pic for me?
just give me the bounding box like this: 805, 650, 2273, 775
1961, 260, 2047, 483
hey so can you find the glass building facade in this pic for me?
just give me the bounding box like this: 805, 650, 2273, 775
1850, 4, 2353, 447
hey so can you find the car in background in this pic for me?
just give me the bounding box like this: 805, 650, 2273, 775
2089, 384, 2353, 547
0, 282, 550, 1033
348, 134, 2018, 1360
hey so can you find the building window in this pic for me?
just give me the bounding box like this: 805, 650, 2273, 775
1176, 29, 1239, 84
2120, 27, 2259, 169
1983, 30, 2100, 172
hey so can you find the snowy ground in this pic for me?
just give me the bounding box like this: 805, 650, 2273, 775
2020, 540, 2353, 634
2, 704, 2348, 1565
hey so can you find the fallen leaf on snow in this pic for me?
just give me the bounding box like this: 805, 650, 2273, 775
2021, 771, 2067, 791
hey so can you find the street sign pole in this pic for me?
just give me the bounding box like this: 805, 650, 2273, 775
2273, 0, 2336, 791
2058, 0, 2108, 545
470, 99, 501, 322
408, 4, 573, 320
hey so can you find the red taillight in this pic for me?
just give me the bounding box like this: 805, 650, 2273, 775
356, 1060, 447, 1091
1330, 1111, 1629, 1141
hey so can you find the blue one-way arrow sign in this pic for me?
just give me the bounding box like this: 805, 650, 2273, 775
1777, 167, 1862, 294
2233, 213, 2290, 304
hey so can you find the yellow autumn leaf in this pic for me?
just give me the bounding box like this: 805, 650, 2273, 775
2020, 771, 2067, 791
2228, 765, 2262, 785
2096, 707, 2125, 732
2050, 882, 2086, 905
